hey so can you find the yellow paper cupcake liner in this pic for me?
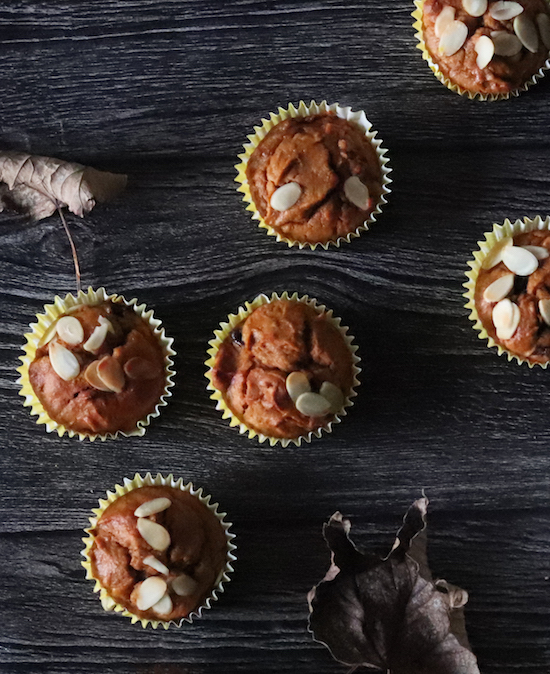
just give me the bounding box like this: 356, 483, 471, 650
235, 100, 392, 250
412, 0, 550, 101
81, 472, 237, 629
464, 215, 550, 366
17, 286, 176, 441
204, 291, 361, 447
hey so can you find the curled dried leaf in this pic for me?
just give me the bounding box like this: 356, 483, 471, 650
0, 151, 127, 221
308, 498, 480, 674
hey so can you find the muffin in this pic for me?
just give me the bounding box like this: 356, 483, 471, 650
465, 216, 550, 365
18, 287, 175, 439
414, 0, 550, 98
235, 101, 391, 249
81, 473, 236, 628
205, 293, 361, 446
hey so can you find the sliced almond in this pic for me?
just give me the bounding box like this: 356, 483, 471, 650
48, 341, 80, 381
522, 245, 549, 260
172, 574, 199, 597
481, 237, 513, 269
152, 593, 173, 616
492, 298, 520, 340
463, 0, 487, 17
83, 322, 109, 353
98, 315, 115, 334
38, 321, 59, 347
143, 555, 170, 575
295, 391, 332, 417
137, 517, 171, 552
55, 316, 84, 345
135, 576, 167, 612
134, 497, 172, 518
439, 20, 469, 56
475, 35, 495, 68
435, 6, 456, 38
539, 299, 550, 326
491, 30, 523, 55
286, 371, 311, 403
84, 360, 112, 392
502, 245, 539, 276
514, 14, 539, 53
537, 13, 550, 50
343, 176, 370, 210
489, 1, 524, 21
270, 182, 301, 211
319, 381, 345, 414
482, 273, 515, 302
96, 356, 125, 393
124, 357, 161, 380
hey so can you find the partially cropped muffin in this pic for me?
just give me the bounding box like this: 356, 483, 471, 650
28, 299, 167, 435
419, 0, 550, 96
208, 296, 359, 443
83, 477, 235, 626
474, 229, 550, 363
238, 102, 390, 248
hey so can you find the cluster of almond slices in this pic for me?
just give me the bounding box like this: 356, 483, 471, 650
435, 1, 550, 69
42, 308, 158, 392
270, 175, 370, 212
482, 239, 550, 339
132, 497, 199, 617
285, 371, 345, 417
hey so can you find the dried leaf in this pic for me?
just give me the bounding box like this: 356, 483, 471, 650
308, 498, 480, 674
0, 151, 127, 221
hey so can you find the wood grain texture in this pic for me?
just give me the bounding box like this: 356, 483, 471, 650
1, 1, 550, 672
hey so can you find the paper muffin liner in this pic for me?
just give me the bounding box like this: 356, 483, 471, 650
81, 472, 237, 629
17, 286, 176, 441
464, 215, 550, 366
204, 291, 361, 447
235, 100, 392, 250
412, 0, 550, 101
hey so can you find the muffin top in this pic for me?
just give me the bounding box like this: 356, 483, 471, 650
422, 0, 550, 95
89, 485, 228, 621
211, 299, 355, 439
29, 301, 166, 434
475, 229, 550, 362
245, 112, 383, 245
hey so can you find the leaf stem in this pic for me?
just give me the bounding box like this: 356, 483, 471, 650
57, 207, 81, 294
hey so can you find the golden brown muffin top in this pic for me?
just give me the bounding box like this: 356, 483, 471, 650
422, 0, 550, 95
246, 113, 383, 245
212, 300, 354, 439
475, 230, 550, 362
89, 486, 228, 621
29, 301, 165, 434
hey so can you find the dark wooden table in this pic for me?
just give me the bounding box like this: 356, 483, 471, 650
1, 1, 549, 672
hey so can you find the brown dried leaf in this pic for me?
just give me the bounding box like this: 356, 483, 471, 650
0, 151, 127, 221
308, 498, 480, 674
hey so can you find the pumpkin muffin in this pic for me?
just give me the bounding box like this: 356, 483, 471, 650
21, 289, 174, 438
474, 228, 550, 363
82, 474, 236, 627
207, 295, 360, 444
417, 0, 550, 96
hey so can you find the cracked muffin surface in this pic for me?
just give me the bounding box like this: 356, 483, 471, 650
246, 112, 383, 244
211, 299, 354, 439
29, 301, 166, 435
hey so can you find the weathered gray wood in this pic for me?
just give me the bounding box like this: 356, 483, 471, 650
0, 0, 549, 672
